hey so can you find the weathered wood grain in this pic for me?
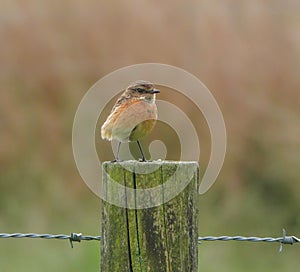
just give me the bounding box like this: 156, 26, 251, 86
101, 161, 199, 272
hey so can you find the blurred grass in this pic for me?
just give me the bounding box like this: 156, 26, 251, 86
1, 0, 300, 271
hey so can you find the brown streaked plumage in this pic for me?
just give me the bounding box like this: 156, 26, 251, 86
101, 80, 160, 161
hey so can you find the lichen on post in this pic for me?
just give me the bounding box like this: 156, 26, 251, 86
101, 160, 199, 272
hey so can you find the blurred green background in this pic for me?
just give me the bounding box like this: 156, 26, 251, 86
1, 0, 300, 271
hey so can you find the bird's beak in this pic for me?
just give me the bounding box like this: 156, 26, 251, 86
152, 88, 160, 94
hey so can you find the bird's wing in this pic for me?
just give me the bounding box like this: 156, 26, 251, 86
110, 93, 130, 113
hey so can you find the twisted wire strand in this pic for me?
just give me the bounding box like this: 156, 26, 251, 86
198, 236, 282, 243
0, 233, 100, 240
0, 230, 299, 251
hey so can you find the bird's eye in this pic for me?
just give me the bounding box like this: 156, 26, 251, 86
136, 88, 144, 93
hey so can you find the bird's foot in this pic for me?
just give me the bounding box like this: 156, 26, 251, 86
138, 157, 150, 162
111, 158, 123, 163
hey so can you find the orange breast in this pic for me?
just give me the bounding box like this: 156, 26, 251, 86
103, 99, 158, 142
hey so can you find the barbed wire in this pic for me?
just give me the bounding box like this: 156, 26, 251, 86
0, 229, 299, 252
0, 233, 101, 248
198, 229, 300, 252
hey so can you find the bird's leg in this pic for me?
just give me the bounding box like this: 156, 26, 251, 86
111, 142, 122, 162
137, 140, 146, 162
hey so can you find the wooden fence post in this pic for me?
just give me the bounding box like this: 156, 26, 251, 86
101, 161, 199, 272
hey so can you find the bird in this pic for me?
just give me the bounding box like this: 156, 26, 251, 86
101, 80, 160, 162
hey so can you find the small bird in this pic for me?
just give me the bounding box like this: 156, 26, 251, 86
101, 80, 160, 162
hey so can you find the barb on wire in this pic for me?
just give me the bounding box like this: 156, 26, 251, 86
198, 229, 300, 252
0, 233, 101, 248
0, 229, 299, 251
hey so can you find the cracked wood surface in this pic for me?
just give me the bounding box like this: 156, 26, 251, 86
101, 161, 199, 272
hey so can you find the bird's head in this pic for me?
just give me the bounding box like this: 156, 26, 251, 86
125, 80, 160, 102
